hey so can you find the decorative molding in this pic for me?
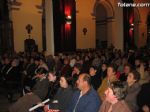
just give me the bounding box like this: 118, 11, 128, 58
92, 0, 115, 19
96, 17, 115, 25
105, 0, 115, 18
8, 0, 22, 11
36, 5, 43, 14
38, 11, 43, 14
35, 5, 43, 10
10, 7, 20, 10
35, 0, 44, 14
8, 0, 22, 6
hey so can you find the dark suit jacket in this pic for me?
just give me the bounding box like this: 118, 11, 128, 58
49, 86, 73, 111
5, 66, 20, 82
1, 64, 11, 79
32, 77, 50, 100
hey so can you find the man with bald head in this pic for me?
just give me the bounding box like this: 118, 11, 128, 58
67, 73, 101, 112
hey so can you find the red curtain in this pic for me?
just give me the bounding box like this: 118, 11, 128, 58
53, 0, 76, 53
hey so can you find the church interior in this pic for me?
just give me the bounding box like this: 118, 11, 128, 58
0, 0, 150, 112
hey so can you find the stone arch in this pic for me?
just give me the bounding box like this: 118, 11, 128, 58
134, 8, 141, 23
93, 0, 115, 48
92, 0, 114, 18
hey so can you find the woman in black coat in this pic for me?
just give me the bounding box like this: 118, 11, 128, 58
44, 75, 74, 112
89, 66, 102, 90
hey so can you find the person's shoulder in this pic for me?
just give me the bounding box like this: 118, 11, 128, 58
88, 88, 101, 105
119, 100, 132, 112
71, 89, 80, 99
73, 89, 81, 97
89, 88, 100, 99
70, 86, 74, 91
133, 82, 141, 89
44, 78, 50, 82
73, 89, 80, 94
65, 86, 74, 93
101, 77, 107, 83
57, 87, 62, 92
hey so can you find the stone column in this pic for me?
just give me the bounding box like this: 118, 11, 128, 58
45, 0, 54, 55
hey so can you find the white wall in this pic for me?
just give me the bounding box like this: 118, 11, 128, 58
76, 0, 96, 49
12, 0, 42, 52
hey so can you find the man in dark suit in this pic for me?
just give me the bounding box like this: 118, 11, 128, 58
5, 58, 20, 102
1, 57, 11, 81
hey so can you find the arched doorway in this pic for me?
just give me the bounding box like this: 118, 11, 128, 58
94, 1, 114, 49
134, 8, 141, 48
95, 4, 107, 49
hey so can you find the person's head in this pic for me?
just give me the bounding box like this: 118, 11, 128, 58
70, 58, 76, 67
23, 57, 28, 63
76, 73, 91, 91
4, 57, 10, 64
47, 71, 57, 82
73, 63, 82, 73
59, 75, 72, 88
107, 64, 117, 77
76, 55, 81, 61
34, 57, 40, 65
127, 70, 140, 86
135, 58, 141, 67
123, 64, 132, 74
36, 67, 48, 78
101, 63, 107, 71
89, 66, 97, 76
39, 57, 45, 65
64, 58, 69, 65
105, 81, 127, 104
30, 58, 34, 64
142, 105, 150, 112
84, 55, 89, 61
122, 57, 128, 65
11, 58, 19, 67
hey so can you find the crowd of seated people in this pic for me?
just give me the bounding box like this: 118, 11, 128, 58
0, 47, 149, 112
